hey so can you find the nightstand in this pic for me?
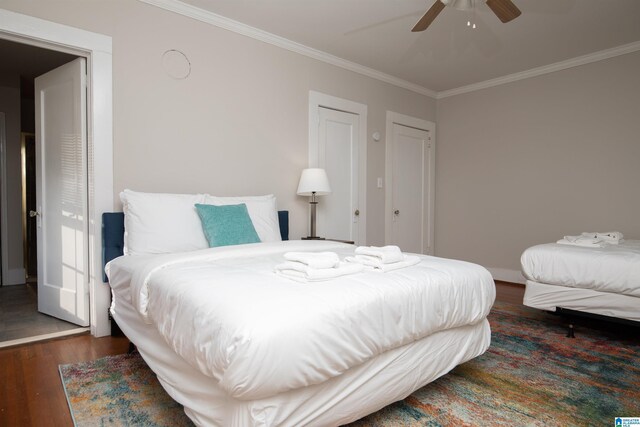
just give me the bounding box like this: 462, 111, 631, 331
302, 237, 355, 244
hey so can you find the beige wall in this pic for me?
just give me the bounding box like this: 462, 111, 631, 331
7, 1, 631, 278
0, 71, 24, 283
436, 51, 640, 275
0, 0, 436, 244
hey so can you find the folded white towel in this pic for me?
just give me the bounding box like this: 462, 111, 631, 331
557, 238, 605, 248
600, 231, 623, 240
354, 245, 404, 264
562, 235, 599, 243
346, 254, 421, 272
581, 231, 623, 239
274, 261, 364, 282
595, 231, 623, 244
579, 232, 598, 239
283, 251, 340, 269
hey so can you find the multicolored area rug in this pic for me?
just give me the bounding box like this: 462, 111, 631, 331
350, 302, 640, 426
59, 352, 193, 426
59, 302, 640, 426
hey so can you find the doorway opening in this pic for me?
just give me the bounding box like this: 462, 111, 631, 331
21, 131, 36, 282
0, 38, 88, 347
1, 8, 115, 339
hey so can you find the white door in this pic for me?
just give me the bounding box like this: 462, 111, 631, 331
315, 107, 361, 243
389, 123, 434, 254
34, 58, 89, 326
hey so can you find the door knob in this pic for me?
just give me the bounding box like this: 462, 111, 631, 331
29, 210, 40, 218
394, 210, 400, 215
354, 209, 360, 216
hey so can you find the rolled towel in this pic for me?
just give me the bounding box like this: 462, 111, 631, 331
346, 254, 421, 272
581, 231, 624, 244
283, 251, 340, 269
354, 245, 404, 264
274, 261, 364, 282
597, 231, 623, 244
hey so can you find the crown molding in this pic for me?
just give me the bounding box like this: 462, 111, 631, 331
138, 0, 438, 99
137, 0, 640, 101
437, 40, 640, 99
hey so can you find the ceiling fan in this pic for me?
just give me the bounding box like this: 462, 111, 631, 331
412, 0, 521, 32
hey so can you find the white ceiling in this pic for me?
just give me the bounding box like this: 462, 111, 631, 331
175, 0, 640, 94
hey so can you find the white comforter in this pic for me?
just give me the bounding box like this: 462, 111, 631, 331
106, 240, 494, 401
521, 240, 640, 297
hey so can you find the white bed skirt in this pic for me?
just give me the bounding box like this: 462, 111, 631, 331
112, 290, 490, 427
524, 280, 640, 322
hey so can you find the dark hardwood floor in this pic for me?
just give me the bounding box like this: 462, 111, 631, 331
494, 280, 525, 305
0, 281, 525, 427
0, 334, 130, 426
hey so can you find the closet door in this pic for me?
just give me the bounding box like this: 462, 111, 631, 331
388, 123, 434, 254
315, 107, 361, 243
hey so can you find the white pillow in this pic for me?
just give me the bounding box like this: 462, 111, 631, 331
204, 194, 282, 242
120, 189, 208, 255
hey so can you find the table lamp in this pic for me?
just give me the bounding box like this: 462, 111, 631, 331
297, 168, 331, 239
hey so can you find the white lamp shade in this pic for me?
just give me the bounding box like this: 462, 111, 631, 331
297, 168, 331, 196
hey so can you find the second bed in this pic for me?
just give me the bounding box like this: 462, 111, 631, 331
520, 240, 640, 322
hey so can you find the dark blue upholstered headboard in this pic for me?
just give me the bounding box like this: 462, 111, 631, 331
101, 210, 289, 282
277, 210, 289, 242
102, 213, 125, 282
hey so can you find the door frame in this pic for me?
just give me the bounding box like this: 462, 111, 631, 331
0, 112, 6, 284
384, 111, 435, 253
0, 8, 113, 337
308, 91, 367, 244
21, 131, 35, 280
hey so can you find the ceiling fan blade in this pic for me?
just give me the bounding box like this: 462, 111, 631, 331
485, 0, 521, 23
412, 0, 446, 32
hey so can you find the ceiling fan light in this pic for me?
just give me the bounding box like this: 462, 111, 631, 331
411, 0, 521, 32
453, 0, 473, 11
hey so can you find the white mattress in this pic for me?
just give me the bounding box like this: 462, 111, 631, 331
107, 240, 495, 402
524, 280, 640, 322
111, 287, 490, 426
520, 240, 640, 297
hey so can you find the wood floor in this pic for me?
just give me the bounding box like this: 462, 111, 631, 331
0, 283, 81, 342
0, 281, 525, 427
494, 280, 526, 305
0, 334, 130, 426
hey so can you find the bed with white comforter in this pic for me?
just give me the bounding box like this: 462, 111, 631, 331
107, 239, 495, 426
520, 240, 640, 322
106, 190, 495, 425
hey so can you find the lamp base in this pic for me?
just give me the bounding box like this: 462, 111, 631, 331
302, 236, 325, 240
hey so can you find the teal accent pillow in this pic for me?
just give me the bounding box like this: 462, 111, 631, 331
195, 203, 261, 247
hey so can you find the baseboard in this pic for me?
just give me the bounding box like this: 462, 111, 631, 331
3, 268, 25, 285
0, 328, 89, 349
487, 268, 526, 285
